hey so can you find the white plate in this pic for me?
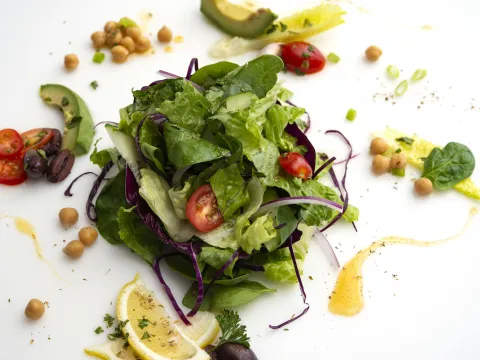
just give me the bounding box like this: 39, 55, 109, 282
1, 0, 480, 359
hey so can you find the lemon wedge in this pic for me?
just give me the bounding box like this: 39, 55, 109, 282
85, 339, 140, 360
116, 274, 210, 360
209, 3, 345, 57
176, 311, 220, 349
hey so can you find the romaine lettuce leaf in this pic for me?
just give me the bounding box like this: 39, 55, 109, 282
239, 213, 277, 254
164, 123, 231, 169
209, 163, 249, 220
264, 206, 298, 252
195, 220, 238, 250
168, 175, 196, 220
198, 246, 237, 277
265, 104, 306, 152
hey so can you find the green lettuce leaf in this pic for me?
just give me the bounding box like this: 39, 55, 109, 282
209, 164, 249, 220
195, 220, 238, 250
117, 207, 163, 264
239, 214, 277, 254
198, 247, 237, 277
190, 61, 239, 89
90, 145, 120, 169
264, 104, 306, 152
164, 123, 231, 169
167, 175, 196, 220
157, 81, 210, 134
264, 206, 298, 252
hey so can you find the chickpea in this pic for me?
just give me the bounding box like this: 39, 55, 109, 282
63, 240, 84, 259
125, 26, 142, 41
135, 36, 151, 53
104, 21, 117, 33
79, 227, 98, 246
157, 26, 173, 43
59, 208, 78, 228
111, 45, 129, 63
106, 31, 123, 47
91, 31, 106, 48
25, 299, 45, 320
414, 178, 433, 196
370, 137, 388, 155
365, 45, 382, 62
64, 54, 79, 71
120, 36, 136, 53
390, 153, 407, 169
372, 155, 390, 175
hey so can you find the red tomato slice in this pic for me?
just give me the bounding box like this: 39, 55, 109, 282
279, 152, 313, 180
280, 41, 326, 75
186, 184, 224, 232
0, 157, 27, 186
0, 129, 24, 159
21, 128, 54, 153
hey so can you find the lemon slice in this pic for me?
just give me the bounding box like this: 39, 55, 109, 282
116, 274, 210, 360
176, 311, 220, 349
209, 3, 345, 57
85, 339, 140, 360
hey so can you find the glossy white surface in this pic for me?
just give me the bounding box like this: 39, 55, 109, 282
1, 0, 480, 359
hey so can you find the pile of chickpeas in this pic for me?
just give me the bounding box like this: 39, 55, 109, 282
91, 20, 152, 64
370, 137, 433, 196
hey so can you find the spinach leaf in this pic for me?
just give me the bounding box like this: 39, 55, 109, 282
217, 55, 284, 99
202, 267, 251, 286
131, 79, 184, 114
190, 61, 239, 89
198, 246, 238, 277
157, 81, 210, 134
95, 170, 129, 245
182, 281, 276, 311
164, 123, 231, 169
165, 254, 205, 280
117, 207, 163, 264
209, 164, 250, 220
422, 142, 475, 190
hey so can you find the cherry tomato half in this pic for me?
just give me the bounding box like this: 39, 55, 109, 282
186, 184, 224, 232
280, 41, 326, 75
279, 152, 313, 180
21, 128, 54, 153
0, 129, 24, 159
0, 157, 27, 186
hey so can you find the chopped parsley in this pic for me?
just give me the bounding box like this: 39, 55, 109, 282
266, 24, 278, 34
279, 22, 288, 32
395, 148, 402, 153
104, 314, 115, 328
396, 137, 414, 145
94, 326, 104, 334
303, 18, 313, 27
141, 331, 151, 340
301, 60, 310, 69
294, 69, 306, 76
108, 320, 129, 341
90, 81, 98, 90
302, 52, 310, 59
210, 310, 250, 352
61, 96, 69, 107
138, 317, 151, 329
37, 149, 47, 159
308, 45, 314, 52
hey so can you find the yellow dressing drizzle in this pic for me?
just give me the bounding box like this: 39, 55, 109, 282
329, 207, 478, 316
164, 45, 173, 53
173, 35, 184, 44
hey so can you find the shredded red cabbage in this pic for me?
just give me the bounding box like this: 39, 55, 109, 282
335, 153, 359, 165
64, 172, 99, 197
185, 58, 199, 79
186, 242, 205, 317
153, 255, 191, 325
203, 249, 240, 296
284, 123, 316, 172
319, 130, 353, 232
94, 121, 119, 129
270, 235, 309, 329
255, 196, 343, 218
313, 156, 336, 179
286, 100, 311, 133
86, 161, 114, 222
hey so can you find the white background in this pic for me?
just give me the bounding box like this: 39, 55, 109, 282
1, 0, 480, 359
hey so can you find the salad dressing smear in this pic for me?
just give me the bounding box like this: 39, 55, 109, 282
329, 207, 478, 316
13, 217, 62, 280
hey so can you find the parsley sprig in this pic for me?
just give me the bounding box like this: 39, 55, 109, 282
211, 310, 250, 352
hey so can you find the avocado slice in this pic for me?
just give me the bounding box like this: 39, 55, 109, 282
40, 84, 94, 156
201, 0, 277, 39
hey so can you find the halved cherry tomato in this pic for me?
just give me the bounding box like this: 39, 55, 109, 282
0, 129, 24, 159
21, 128, 54, 153
0, 157, 27, 185
186, 184, 224, 232
281, 41, 326, 75
279, 152, 313, 180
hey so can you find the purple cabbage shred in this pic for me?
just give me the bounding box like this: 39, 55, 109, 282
65, 172, 99, 197
86, 161, 114, 222
284, 123, 316, 172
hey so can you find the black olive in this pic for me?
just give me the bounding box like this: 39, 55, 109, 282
23, 149, 48, 179
215, 343, 258, 360
47, 149, 75, 183
42, 129, 62, 156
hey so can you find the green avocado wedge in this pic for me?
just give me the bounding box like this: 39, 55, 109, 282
40, 84, 94, 156
201, 0, 277, 39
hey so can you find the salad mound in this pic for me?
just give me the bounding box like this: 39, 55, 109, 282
89, 55, 358, 327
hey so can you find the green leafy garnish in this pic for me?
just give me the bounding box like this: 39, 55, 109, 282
93, 51, 105, 64
103, 314, 115, 328
279, 22, 288, 32
303, 18, 313, 27
422, 142, 475, 190
90, 81, 98, 90
141, 331, 151, 340
138, 317, 151, 329
94, 326, 104, 334
396, 137, 414, 145
37, 149, 47, 159
61, 96, 70, 107
212, 310, 250, 351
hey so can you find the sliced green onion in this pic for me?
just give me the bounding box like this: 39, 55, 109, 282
411, 69, 427, 81
327, 52, 340, 63
118, 17, 138, 28
386, 65, 400, 79
92, 51, 105, 64
346, 108, 357, 121
391, 168, 405, 177
395, 80, 408, 96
